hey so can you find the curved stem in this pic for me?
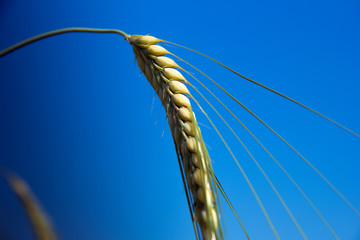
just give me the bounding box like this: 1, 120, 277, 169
0, 27, 129, 57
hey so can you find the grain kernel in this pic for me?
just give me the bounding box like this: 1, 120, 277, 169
155, 57, 178, 68
197, 187, 205, 203
179, 107, 192, 121
146, 45, 169, 56
173, 94, 191, 107
191, 154, 200, 167
183, 122, 194, 136
135, 35, 160, 45
163, 68, 185, 81
169, 81, 189, 94
193, 168, 202, 186
187, 137, 197, 153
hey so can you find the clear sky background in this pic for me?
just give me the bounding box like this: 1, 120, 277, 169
0, 0, 359, 240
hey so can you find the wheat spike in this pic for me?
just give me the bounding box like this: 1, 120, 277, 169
130, 35, 223, 240
1, 171, 58, 240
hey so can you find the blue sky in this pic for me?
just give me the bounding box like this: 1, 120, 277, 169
0, 0, 359, 239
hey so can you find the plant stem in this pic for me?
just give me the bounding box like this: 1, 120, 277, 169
0, 27, 129, 57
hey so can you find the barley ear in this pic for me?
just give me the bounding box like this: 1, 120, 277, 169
130, 35, 224, 240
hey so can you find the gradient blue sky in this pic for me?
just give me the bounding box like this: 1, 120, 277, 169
0, 0, 359, 239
